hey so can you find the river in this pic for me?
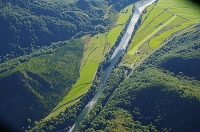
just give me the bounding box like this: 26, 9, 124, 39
67, 0, 156, 131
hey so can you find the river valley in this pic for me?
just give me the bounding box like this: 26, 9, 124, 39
68, 0, 157, 131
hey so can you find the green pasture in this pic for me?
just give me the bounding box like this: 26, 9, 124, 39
128, 14, 176, 55
53, 34, 107, 111
157, 0, 200, 21
107, 4, 133, 46
107, 25, 125, 46
127, 0, 200, 57
128, 10, 173, 52
141, 4, 155, 22
116, 4, 133, 25
84, 34, 106, 63
149, 21, 194, 48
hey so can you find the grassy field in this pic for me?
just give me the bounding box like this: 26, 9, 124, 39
107, 4, 133, 46
116, 4, 133, 25
128, 15, 177, 55
107, 25, 125, 45
125, 0, 200, 65
52, 34, 107, 111
149, 21, 194, 48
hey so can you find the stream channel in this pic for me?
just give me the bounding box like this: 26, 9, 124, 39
67, 0, 156, 131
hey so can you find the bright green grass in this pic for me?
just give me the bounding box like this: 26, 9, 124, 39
106, 4, 133, 46
128, 0, 200, 55
107, 25, 125, 45
54, 34, 107, 110
136, 5, 164, 33
128, 15, 176, 55
84, 34, 106, 62
129, 11, 172, 50
157, 0, 200, 21
116, 4, 133, 25
149, 21, 193, 48
166, 16, 187, 27
141, 4, 155, 22
136, 11, 172, 36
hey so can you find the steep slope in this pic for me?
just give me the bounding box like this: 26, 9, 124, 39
77, 25, 200, 132
0, 0, 107, 63
153, 28, 200, 80
0, 38, 84, 131
0, 0, 139, 131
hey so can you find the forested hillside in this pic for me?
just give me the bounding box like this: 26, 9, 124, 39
0, 38, 85, 131
77, 25, 200, 132
0, 0, 138, 131
0, 0, 133, 63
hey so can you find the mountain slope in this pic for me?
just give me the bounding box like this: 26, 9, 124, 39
0, 0, 109, 63
77, 25, 200, 132
0, 38, 84, 131
0, 0, 139, 131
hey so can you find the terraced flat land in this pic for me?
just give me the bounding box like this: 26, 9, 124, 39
125, 0, 200, 66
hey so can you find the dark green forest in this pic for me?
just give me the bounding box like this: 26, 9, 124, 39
77, 26, 200, 132
0, 38, 84, 131
0, 0, 134, 63
0, 0, 138, 131
29, 25, 200, 132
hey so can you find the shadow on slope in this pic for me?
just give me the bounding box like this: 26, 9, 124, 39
127, 87, 200, 132
160, 57, 200, 81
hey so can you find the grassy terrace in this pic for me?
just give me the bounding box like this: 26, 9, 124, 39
123, 0, 200, 67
